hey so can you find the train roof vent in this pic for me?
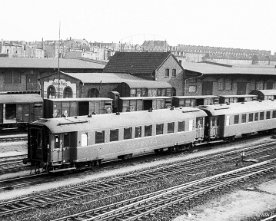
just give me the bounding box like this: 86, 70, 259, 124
182, 109, 200, 113
214, 106, 230, 110
57, 120, 88, 126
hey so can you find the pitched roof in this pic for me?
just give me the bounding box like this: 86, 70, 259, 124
103, 52, 172, 75
64, 72, 143, 83
0, 94, 42, 104
63, 72, 172, 88
0, 58, 104, 69
182, 62, 276, 76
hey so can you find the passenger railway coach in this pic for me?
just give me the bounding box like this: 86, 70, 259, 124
28, 107, 207, 171
27, 100, 276, 172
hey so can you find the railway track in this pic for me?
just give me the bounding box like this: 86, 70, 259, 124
0, 134, 27, 142
1, 140, 276, 220
52, 159, 276, 221
0, 154, 29, 175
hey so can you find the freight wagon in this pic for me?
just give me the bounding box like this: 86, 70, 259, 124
0, 93, 43, 130
43, 98, 113, 118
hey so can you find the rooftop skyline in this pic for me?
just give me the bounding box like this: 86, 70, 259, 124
1, 0, 276, 53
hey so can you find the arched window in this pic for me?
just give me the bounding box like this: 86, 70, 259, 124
63, 86, 73, 98
47, 86, 56, 98
87, 88, 99, 97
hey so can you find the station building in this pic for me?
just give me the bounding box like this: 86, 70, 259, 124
182, 62, 276, 95
0, 57, 104, 93
104, 51, 184, 95
39, 72, 173, 99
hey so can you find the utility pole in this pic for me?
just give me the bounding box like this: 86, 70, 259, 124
58, 22, 61, 98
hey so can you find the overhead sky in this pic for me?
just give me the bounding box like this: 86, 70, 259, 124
1, 0, 276, 53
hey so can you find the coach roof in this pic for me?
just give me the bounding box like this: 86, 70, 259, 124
33, 107, 207, 133
200, 100, 276, 116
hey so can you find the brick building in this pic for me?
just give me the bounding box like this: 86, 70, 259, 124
182, 62, 276, 95
0, 58, 104, 93
39, 72, 173, 99
104, 52, 184, 95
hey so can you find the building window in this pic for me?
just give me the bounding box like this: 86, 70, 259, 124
63, 86, 73, 98
266, 111, 271, 119
144, 125, 152, 137
172, 69, 176, 78
167, 122, 175, 133
135, 126, 142, 138
110, 129, 119, 142
95, 131, 105, 144
4, 73, 12, 83
225, 78, 232, 90
156, 124, 164, 135
234, 115, 239, 124
13, 72, 21, 83
218, 78, 224, 91
124, 127, 132, 139
165, 69, 169, 78
266, 82, 274, 90
87, 88, 99, 97
47, 86, 56, 98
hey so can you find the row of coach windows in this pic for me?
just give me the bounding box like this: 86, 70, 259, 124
93, 121, 188, 144
233, 110, 276, 124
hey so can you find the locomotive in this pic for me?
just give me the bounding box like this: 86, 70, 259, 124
27, 100, 276, 172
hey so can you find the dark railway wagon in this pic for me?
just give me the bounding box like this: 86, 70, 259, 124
250, 90, 276, 101
118, 96, 172, 112
219, 94, 257, 104
0, 93, 43, 130
43, 98, 112, 118
172, 95, 218, 107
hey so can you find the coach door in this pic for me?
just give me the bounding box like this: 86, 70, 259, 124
209, 116, 218, 139
195, 117, 204, 140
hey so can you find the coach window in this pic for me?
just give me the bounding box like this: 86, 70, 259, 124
249, 113, 254, 122
135, 126, 142, 138
156, 124, 164, 135
196, 118, 203, 128
260, 112, 264, 120
266, 111, 271, 119
81, 133, 88, 146
124, 127, 132, 139
168, 122, 175, 133
178, 121, 185, 132
55, 135, 60, 148
144, 125, 152, 137
273, 110, 276, 118
241, 114, 247, 123
110, 129, 119, 142
95, 131, 105, 144
234, 115, 239, 124
254, 113, 259, 121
